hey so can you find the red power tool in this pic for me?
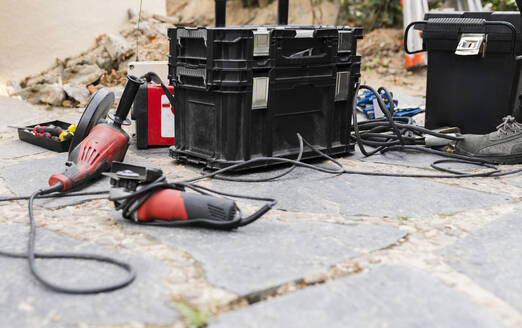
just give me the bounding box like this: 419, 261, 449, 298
49, 75, 145, 191
105, 162, 275, 230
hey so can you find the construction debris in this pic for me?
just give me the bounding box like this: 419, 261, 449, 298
17, 10, 177, 108
16, 0, 396, 108
18, 83, 66, 107
63, 84, 90, 105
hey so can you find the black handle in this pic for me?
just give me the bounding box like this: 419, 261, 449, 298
214, 0, 289, 26
113, 75, 145, 126
182, 192, 237, 221
404, 21, 427, 54
404, 19, 518, 57
142, 72, 175, 109
215, 0, 226, 27
278, 0, 289, 25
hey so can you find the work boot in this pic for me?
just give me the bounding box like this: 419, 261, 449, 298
455, 116, 522, 164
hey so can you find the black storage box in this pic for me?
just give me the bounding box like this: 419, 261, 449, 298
168, 0, 362, 169
168, 25, 361, 89
406, 11, 522, 134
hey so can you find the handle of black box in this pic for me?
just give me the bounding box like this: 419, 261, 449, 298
142, 72, 175, 109
484, 21, 518, 57
404, 20, 517, 57
214, 0, 288, 27
404, 21, 427, 55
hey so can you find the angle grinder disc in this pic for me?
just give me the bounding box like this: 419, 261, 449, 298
68, 88, 115, 155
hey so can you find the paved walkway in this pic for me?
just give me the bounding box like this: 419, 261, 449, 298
0, 96, 521, 327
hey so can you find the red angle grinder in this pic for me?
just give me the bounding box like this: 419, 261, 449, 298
104, 162, 275, 230
48, 75, 144, 192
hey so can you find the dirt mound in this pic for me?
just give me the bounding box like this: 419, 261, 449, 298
359, 28, 403, 57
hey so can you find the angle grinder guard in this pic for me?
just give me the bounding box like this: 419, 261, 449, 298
68, 88, 115, 156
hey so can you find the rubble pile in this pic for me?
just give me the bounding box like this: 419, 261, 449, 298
359, 28, 405, 76
16, 10, 184, 108
15, 0, 385, 108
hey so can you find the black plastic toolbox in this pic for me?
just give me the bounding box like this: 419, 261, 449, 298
406, 11, 522, 134
169, 0, 362, 169
171, 75, 357, 169
17, 120, 72, 152
168, 26, 362, 89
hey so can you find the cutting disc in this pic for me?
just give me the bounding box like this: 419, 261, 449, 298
68, 88, 115, 156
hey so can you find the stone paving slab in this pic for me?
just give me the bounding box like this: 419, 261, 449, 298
441, 209, 522, 312
0, 139, 47, 159
211, 265, 502, 328
0, 153, 109, 208
122, 219, 406, 295
350, 148, 477, 171
211, 168, 512, 218
0, 97, 40, 133
505, 175, 522, 189
0, 223, 178, 327
0, 153, 145, 208
394, 91, 425, 108
128, 142, 171, 159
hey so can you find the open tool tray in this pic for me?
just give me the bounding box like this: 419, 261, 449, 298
17, 120, 72, 152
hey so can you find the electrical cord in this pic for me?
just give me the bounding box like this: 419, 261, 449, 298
349, 83, 522, 178
0, 183, 136, 294
0, 190, 109, 202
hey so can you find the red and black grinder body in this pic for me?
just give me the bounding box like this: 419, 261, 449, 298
48, 124, 130, 191
49, 75, 145, 192
135, 189, 237, 222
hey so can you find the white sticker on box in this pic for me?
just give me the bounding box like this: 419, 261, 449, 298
161, 95, 175, 138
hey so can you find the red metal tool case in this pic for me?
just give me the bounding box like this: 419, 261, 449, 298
132, 82, 175, 149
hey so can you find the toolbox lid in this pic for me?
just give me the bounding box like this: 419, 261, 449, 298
417, 11, 522, 55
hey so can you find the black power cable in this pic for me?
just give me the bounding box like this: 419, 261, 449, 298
0, 190, 109, 202
0, 184, 135, 294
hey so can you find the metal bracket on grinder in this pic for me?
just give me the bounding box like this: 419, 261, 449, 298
104, 162, 163, 192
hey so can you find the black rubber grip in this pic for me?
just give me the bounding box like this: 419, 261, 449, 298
114, 75, 145, 124
182, 192, 237, 221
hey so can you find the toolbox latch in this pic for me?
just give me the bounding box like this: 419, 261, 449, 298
253, 29, 270, 57
252, 77, 269, 109
455, 33, 487, 57
338, 31, 353, 52
335, 71, 351, 101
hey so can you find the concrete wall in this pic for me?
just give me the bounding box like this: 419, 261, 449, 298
0, 0, 165, 91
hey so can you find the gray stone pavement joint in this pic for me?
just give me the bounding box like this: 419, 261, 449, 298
211, 265, 503, 328
441, 209, 522, 312
121, 218, 407, 295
